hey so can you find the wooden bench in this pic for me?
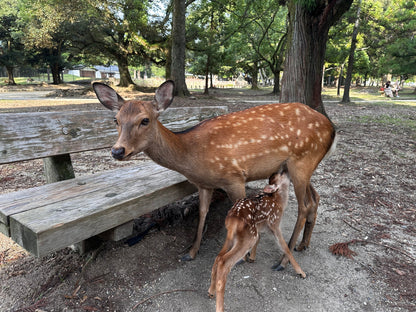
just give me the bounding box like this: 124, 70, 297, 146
0, 105, 228, 257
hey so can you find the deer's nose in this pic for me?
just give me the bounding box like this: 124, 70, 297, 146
111, 147, 125, 160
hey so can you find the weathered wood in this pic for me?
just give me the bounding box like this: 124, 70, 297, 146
43, 154, 75, 183
0, 106, 228, 164
7, 162, 197, 256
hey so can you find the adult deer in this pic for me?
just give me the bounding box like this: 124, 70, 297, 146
93, 80, 337, 267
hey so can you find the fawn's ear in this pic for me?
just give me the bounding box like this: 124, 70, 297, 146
93, 82, 125, 111
154, 80, 175, 112
263, 184, 278, 194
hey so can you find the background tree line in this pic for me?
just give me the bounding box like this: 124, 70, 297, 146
0, 0, 415, 108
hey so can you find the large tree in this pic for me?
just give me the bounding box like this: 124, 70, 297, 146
342, 0, 362, 103
0, 1, 25, 85
280, 0, 353, 115
171, 0, 190, 96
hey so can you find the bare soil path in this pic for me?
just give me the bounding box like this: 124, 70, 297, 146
0, 85, 415, 312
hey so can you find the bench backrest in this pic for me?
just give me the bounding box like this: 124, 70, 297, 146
0, 106, 228, 164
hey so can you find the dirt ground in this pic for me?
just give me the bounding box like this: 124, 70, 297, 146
0, 84, 415, 312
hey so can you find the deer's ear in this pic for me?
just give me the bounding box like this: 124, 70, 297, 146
93, 82, 125, 111
154, 80, 175, 112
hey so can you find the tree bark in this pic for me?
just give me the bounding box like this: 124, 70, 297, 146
50, 62, 61, 85
272, 70, 280, 95
6, 66, 16, 85
342, 0, 362, 103
171, 0, 190, 96
280, 0, 353, 115
116, 55, 134, 87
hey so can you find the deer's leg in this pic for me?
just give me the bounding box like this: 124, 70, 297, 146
215, 235, 256, 312
224, 183, 246, 203
297, 184, 320, 251
182, 187, 214, 261
270, 224, 306, 278
275, 164, 310, 269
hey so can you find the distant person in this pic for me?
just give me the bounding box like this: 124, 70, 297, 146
384, 81, 393, 97
393, 80, 401, 97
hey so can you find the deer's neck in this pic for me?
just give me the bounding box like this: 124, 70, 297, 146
144, 122, 194, 174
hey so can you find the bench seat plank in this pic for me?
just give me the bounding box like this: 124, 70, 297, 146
2, 162, 197, 256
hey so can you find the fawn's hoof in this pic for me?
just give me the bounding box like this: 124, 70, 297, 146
271, 263, 285, 271
299, 271, 306, 279
180, 253, 194, 261
208, 292, 215, 299
236, 259, 245, 265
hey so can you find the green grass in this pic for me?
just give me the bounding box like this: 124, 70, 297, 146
322, 86, 416, 106
353, 115, 416, 129
0, 75, 92, 86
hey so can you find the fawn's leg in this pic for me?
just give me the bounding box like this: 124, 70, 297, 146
209, 237, 234, 297
215, 236, 256, 312
270, 225, 306, 278
246, 235, 260, 263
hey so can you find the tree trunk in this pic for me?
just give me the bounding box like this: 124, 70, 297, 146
171, 0, 190, 96
251, 62, 259, 90
116, 55, 134, 87
204, 54, 210, 95
280, 0, 353, 115
272, 70, 280, 95
342, 0, 362, 103
6, 66, 16, 85
50, 62, 61, 85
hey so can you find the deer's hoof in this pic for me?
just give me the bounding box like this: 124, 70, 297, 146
272, 263, 285, 271
295, 244, 308, 252
208, 292, 215, 299
180, 253, 194, 262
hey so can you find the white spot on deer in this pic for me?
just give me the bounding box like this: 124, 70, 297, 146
315, 121, 320, 127
297, 129, 301, 136
295, 108, 300, 116
280, 111, 284, 116
308, 123, 313, 129
279, 145, 289, 152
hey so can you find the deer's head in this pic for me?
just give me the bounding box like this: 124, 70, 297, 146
93, 80, 175, 160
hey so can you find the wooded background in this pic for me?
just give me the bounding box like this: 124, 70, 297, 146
1, 0, 415, 109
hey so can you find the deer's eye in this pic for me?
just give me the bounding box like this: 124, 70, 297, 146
141, 118, 150, 126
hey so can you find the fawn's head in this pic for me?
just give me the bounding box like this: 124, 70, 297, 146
93, 80, 175, 160
263, 165, 290, 194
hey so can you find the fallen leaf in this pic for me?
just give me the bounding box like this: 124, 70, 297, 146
392, 268, 405, 276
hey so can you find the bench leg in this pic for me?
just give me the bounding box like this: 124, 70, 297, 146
99, 220, 134, 241
71, 221, 134, 254
71, 237, 104, 255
